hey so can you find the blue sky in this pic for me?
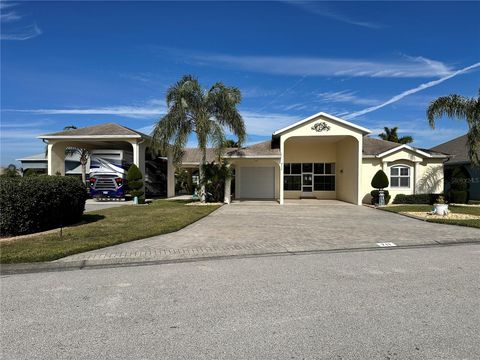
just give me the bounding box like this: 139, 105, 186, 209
1, 1, 479, 166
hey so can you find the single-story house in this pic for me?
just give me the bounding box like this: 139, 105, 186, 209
33, 111, 447, 205
431, 134, 480, 201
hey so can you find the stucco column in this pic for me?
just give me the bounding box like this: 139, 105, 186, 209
131, 141, 146, 176
279, 137, 285, 205
414, 162, 420, 194
224, 175, 232, 204
356, 136, 363, 205
167, 150, 175, 198
47, 142, 65, 176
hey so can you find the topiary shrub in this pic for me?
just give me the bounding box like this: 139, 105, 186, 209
449, 190, 468, 204
371, 170, 389, 189
370, 190, 391, 205
126, 164, 144, 202
393, 193, 441, 205
0, 176, 87, 236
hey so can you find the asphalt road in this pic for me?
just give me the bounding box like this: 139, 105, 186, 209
2, 244, 480, 359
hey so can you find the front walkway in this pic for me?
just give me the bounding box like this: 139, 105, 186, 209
56, 202, 480, 266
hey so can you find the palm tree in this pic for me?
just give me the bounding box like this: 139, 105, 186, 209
378, 126, 413, 144
45, 125, 90, 184
152, 75, 246, 202
427, 89, 480, 165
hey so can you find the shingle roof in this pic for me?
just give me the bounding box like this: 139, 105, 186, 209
431, 134, 476, 164
181, 140, 280, 164
17, 153, 81, 161
225, 140, 280, 157
40, 123, 147, 137
362, 136, 400, 156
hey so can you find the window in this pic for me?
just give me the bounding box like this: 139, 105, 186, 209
390, 165, 410, 187
314, 175, 335, 191
284, 162, 336, 191
284, 175, 301, 191
302, 163, 313, 173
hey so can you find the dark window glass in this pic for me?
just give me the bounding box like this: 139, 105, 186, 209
284, 176, 301, 191
303, 186, 313, 192
324, 163, 335, 174
314, 175, 336, 191
284, 163, 290, 175
291, 163, 301, 174
400, 177, 409, 187
314, 163, 324, 174
390, 177, 399, 187
302, 163, 313, 173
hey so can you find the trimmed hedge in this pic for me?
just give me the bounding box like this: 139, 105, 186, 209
449, 190, 468, 204
393, 193, 441, 205
0, 176, 87, 236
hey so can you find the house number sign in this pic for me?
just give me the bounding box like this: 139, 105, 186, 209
311, 122, 331, 132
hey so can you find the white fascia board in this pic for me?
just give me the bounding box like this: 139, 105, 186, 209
37, 135, 142, 139
223, 155, 281, 159
272, 111, 371, 136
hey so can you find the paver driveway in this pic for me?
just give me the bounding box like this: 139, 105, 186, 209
58, 201, 480, 264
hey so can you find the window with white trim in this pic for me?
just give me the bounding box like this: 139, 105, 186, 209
390, 165, 410, 188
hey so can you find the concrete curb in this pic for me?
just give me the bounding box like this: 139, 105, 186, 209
2, 240, 479, 276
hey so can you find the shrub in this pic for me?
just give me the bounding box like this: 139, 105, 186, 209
371, 170, 389, 189
126, 164, 144, 201
449, 190, 468, 204
201, 161, 232, 202
0, 176, 87, 236
370, 189, 391, 205
393, 193, 441, 205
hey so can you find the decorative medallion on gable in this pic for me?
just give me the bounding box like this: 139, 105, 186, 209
311, 122, 331, 132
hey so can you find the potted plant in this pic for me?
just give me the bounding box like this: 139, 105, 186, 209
370, 170, 390, 206
433, 195, 449, 216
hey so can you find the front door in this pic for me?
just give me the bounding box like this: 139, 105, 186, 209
302, 173, 313, 196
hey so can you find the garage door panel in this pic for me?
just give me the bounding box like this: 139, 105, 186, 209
239, 167, 275, 199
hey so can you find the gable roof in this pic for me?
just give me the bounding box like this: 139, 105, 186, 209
38, 123, 148, 139
363, 136, 447, 158
431, 134, 477, 164
272, 112, 371, 136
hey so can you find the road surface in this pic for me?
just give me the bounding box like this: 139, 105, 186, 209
2, 244, 479, 359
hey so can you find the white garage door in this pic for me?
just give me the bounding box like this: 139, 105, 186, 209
239, 167, 275, 199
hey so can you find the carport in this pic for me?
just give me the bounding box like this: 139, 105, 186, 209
38, 123, 175, 197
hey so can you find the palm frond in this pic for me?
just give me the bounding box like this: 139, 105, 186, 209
427, 94, 470, 129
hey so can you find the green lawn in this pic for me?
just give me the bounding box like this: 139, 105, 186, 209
379, 204, 480, 229
0, 200, 220, 264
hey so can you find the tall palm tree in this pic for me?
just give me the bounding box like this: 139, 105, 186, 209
152, 75, 246, 202
378, 126, 413, 144
427, 89, 480, 165
45, 125, 90, 184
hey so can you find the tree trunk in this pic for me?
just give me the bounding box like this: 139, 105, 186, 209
200, 148, 207, 203
81, 162, 87, 185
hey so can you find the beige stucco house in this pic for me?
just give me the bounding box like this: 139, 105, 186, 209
184, 112, 447, 205
37, 112, 447, 205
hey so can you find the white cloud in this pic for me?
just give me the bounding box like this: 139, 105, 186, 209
1, 2, 41, 41
161, 47, 454, 78
317, 90, 379, 106
241, 110, 299, 136
283, 1, 384, 29
344, 62, 480, 120
6, 99, 167, 119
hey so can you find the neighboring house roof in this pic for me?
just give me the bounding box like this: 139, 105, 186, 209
272, 112, 371, 136
38, 123, 148, 139
431, 134, 477, 164
182, 148, 233, 165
